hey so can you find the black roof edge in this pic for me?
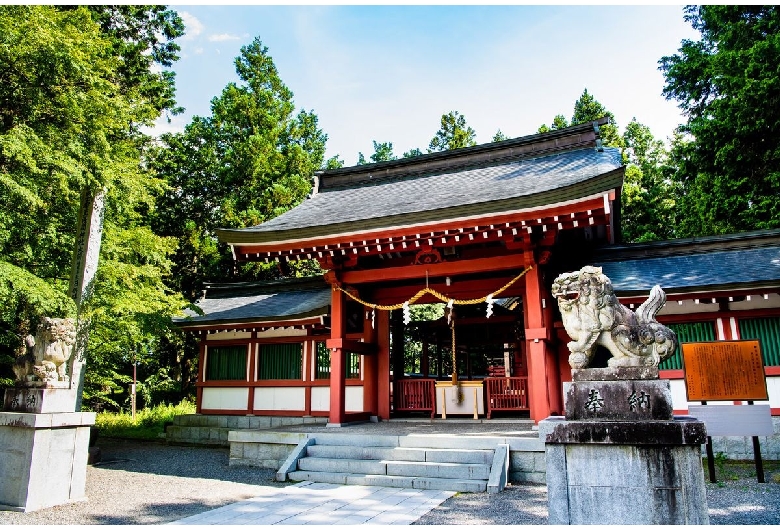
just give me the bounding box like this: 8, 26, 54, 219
595, 228, 780, 261
201, 275, 329, 299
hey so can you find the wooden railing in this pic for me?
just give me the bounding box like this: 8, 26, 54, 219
395, 378, 436, 418
485, 377, 529, 419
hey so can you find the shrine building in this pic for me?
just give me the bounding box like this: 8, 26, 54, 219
176, 119, 780, 425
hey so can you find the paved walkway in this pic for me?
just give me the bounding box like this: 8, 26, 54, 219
169, 482, 455, 525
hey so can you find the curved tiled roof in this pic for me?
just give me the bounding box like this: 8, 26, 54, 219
218, 146, 623, 245
174, 278, 331, 328
592, 230, 780, 294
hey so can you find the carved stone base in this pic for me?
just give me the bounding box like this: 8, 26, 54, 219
541, 417, 709, 525
563, 378, 674, 422
0, 411, 95, 512
3, 387, 78, 414
540, 367, 709, 524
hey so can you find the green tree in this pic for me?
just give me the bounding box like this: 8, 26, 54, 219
151, 38, 328, 302
325, 155, 344, 169
660, 5, 780, 235
370, 141, 397, 163
428, 111, 477, 152
571, 89, 622, 148
57, 5, 184, 118
0, 6, 187, 406
492, 129, 508, 142
402, 148, 424, 158
537, 114, 569, 134
620, 119, 677, 242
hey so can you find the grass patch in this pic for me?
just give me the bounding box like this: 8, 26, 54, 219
95, 399, 196, 440
702, 457, 780, 483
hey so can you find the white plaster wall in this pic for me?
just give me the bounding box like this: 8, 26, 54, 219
345, 387, 364, 412
253, 387, 306, 411
310, 386, 364, 412
201, 388, 248, 410
206, 332, 251, 341
256, 328, 307, 338
311, 387, 330, 411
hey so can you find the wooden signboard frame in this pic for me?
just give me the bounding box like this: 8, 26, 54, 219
681, 339, 769, 483
681, 339, 768, 402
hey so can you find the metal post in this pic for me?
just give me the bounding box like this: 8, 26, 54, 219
131, 360, 137, 422
705, 436, 717, 483
702, 400, 717, 483
748, 401, 765, 483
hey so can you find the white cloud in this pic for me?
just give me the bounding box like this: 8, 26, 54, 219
209, 33, 241, 42
179, 11, 204, 40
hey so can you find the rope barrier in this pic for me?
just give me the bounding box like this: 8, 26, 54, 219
333, 266, 533, 311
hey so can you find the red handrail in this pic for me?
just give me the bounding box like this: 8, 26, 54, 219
486, 377, 529, 419
395, 378, 436, 418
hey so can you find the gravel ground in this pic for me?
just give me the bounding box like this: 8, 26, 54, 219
1, 438, 778, 525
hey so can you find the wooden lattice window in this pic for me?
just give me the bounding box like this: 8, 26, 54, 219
205, 345, 248, 381
315, 341, 360, 380
257, 343, 303, 380
738, 316, 780, 367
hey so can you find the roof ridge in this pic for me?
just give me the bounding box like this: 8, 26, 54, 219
316, 119, 609, 192
202, 275, 329, 299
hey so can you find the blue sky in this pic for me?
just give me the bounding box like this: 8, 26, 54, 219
157, 5, 699, 164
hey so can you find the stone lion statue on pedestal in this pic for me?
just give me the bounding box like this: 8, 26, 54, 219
552, 266, 677, 369
13, 317, 76, 383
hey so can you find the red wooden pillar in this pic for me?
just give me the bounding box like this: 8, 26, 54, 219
329, 287, 346, 425
377, 310, 391, 420
196, 333, 206, 414
363, 311, 378, 416
523, 253, 554, 423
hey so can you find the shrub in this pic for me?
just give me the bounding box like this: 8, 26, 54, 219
94, 398, 195, 440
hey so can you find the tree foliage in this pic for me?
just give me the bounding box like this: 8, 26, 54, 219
620, 119, 677, 242
537, 90, 674, 243
660, 5, 780, 235
428, 111, 477, 152
492, 129, 508, 142
0, 6, 187, 408
537, 114, 569, 134
357, 141, 397, 165
370, 141, 397, 163
151, 39, 328, 302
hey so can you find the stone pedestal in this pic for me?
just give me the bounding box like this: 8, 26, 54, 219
4, 384, 79, 414
0, 410, 95, 512
540, 367, 709, 525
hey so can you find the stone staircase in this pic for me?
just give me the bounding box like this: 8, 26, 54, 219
276, 433, 509, 493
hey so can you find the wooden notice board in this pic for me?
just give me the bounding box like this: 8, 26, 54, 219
682, 340, 768, 402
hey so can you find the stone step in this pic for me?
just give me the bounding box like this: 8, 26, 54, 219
287, 470, 486, 493
305, 444, 494, 464
297, 457, 491, 480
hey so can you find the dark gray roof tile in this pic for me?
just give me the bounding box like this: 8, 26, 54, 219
595, 245, 780, 294
175, 287, 331, 327
219, 147, 623, 243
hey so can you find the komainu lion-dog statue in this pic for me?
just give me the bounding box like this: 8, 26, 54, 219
552, 266, 677, 369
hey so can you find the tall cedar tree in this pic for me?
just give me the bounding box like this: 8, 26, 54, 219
660, 5, 780, 236
151, 39, 328, 303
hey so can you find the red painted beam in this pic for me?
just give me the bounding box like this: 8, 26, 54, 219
325, 338, 377, 355
337, 253, 528, 284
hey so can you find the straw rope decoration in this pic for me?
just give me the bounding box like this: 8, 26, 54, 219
333, 266, 533, 314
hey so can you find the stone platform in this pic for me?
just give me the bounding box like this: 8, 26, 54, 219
0, 411, 95, 512
542, 367, 709, 525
